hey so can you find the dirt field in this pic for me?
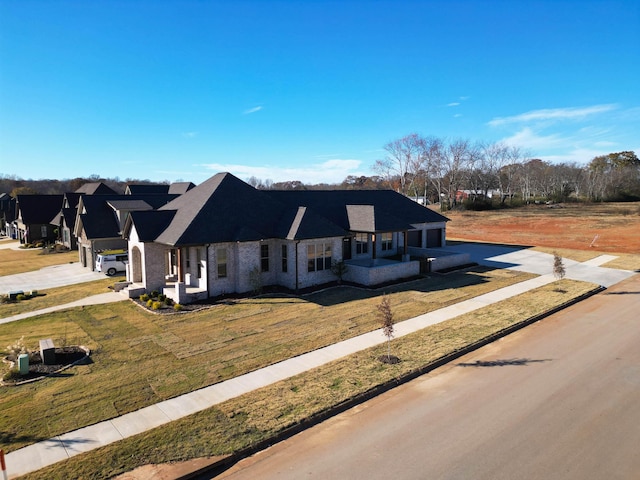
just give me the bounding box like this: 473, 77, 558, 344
442, 202, 640, 254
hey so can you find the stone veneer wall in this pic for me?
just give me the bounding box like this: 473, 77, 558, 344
344, 259, 420, 285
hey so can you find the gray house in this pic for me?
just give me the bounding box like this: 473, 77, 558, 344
123, 172, 450, 304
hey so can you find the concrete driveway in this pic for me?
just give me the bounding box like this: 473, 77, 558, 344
0, 262, 107, 295
449, 242, 635, 287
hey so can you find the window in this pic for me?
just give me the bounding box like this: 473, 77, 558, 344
261, 244, 269, 272
41, 225, 47, 237
307, 243, 332, 272
281, 245, 288, 273
217, 248, 227, 278
381, 232, 393, 251
355, 233, 368, 254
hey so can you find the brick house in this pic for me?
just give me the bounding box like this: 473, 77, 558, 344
122, 172, 450, 304
13, 194, 64, 245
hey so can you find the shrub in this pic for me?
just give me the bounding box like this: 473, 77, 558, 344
139, 294, 149, 302
165, 297, 174, 306
151, 301, 162, 310
150, 290, 159, 298
174, 303, 183, 311
146, 299, 154, 308
158, 294, 166, 302
3, 368, 22, 382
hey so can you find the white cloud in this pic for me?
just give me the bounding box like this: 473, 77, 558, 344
199, 158, 365, 184
243, 106, 263, 115
182, 131, 198, 138
488, 104, 617, 127
501, 127, 565, 150
447, 102, 460, 107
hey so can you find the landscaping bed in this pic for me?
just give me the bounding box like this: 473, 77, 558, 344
2, 346, 90, 384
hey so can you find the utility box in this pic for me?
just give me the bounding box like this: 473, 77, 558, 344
39, 338, 56, 365
18, 354, 29, 375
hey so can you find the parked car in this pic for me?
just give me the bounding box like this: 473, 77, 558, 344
95, 250, 128, 276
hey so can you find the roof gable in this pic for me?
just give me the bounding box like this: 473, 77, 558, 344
155, 173, 289, 245
16, 195, 64, 224
75, 182, 117, 195
267, 190, 449, 232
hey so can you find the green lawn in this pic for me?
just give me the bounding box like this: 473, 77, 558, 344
1, 266, 535, 453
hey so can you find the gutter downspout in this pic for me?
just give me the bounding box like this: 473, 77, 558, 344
206, 244, 210, 299
295, 240, 300, 293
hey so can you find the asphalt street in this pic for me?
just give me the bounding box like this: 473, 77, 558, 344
214, 273, 640, 480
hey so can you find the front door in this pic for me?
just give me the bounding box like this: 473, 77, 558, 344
342, 237, 352, 260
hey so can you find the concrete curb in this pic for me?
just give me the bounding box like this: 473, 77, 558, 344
178, 284, 606, 479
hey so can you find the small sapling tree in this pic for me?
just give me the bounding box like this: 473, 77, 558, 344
377, 294, 398, 363
553, 252, 566, 280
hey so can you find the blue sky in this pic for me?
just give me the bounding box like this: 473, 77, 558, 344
1, 0, 639, 184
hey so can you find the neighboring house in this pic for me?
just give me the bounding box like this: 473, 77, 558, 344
52, 183, 117, 250
124, 182, 195, 195
0, 193, 17, 237
13, 194, 64, 244
74, 182, 118, 195
123, 172, 450, 304
455, 189, 500, 202
75, 193, 179, 270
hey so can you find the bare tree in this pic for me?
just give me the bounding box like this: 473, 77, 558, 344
442, 138, 474, 208
374, 133, 424, 195
378, 294, 396, 363
553, 252, 566, 280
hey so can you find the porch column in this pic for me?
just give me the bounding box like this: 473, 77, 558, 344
371, 234, 377, 260
177, 248, 184, 283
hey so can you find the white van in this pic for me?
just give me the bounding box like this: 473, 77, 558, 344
95, 250, 128, 276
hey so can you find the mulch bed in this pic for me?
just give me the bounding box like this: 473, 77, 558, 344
3, 346, 90, 384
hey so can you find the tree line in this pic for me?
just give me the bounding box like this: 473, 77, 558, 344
0, 175, 162, 197
372, 134, 640, 207
2, 139, 638, 206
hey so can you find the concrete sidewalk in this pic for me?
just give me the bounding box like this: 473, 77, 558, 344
4, 252, 637, 478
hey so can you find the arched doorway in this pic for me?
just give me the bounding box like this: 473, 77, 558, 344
132, 246, 143, 283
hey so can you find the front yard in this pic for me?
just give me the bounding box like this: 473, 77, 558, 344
0, 246, 78, 277
1, 266, 534, 453
14, 277, 598, 480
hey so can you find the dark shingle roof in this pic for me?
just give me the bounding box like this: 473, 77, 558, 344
168, 182, 196, 194
61, 208, 77, 230
129, 173, 446, 246
125, 184, 170, 195
128, 210, 177, 242
267, 190, 449, 232
16, 195, 64, 224
155, 173, 289, 245
78, 194, 178, 240
107, 200, 153, 211
75, 182, 117, 195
